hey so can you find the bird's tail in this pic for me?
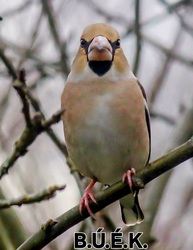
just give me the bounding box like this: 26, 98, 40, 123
120, 191, 144, 226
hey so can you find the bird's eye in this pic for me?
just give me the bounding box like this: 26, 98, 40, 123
116, 39, 121, 48
80, 38, 87, 47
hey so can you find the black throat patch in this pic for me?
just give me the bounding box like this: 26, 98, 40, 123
88, 61, 112, 76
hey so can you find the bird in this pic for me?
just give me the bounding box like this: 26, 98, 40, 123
61, 23, 151, 226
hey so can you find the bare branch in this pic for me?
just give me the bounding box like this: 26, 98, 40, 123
0, 185, 66, 209
133, 0, 142, 75
135, 100, 193, 244
159, 0, 193, 37
42, 109, 65, 129
0, 48, 17, 80
149, 25, 183, 106
17, 7, 44, 69
124, 0, 189, 37
1, 0, 35, 18
0, 108, 64, 179
17, 137, 193, 250
142, 33, 193, 67
41, 0, 69, 76
14, 70, 32, 127
0, 85, 12, 127
0, 50, 68, 158
85, 0, 127, 24
150, 111, 176, 125
24, 88, 68, 157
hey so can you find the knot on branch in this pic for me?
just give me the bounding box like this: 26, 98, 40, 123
41, 219, 58, 233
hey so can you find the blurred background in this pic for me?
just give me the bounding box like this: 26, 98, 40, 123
0, 0, 193, 249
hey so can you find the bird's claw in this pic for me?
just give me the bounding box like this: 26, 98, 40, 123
122, 168, 136, 193
79, 179, 97, 219
79, 192, 97, 219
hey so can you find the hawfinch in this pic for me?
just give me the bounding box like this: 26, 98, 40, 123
61, 23, 151, 226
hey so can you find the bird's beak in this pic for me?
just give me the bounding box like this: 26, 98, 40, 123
88, 36, 113, 61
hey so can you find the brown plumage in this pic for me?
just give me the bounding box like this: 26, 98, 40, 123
61, 23, 151, 226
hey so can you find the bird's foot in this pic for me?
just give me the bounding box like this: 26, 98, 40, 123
79, 179, 97, 219
122, 168, 136, 193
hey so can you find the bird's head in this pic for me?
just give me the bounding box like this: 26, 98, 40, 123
70, 23, 131, 81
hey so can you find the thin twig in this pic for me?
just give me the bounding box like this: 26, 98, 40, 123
42, 109, 65, 129
14, 70, 32, 127
133, 0, 142, 75
85, 0, 127, 24
1, 0, 36, 18
150, 111, 176, 125
0, 108, 64, 179
41, 0, 69, 75
14, 70, 68, 157
160, 0, 193, 37
142, 33, 193, 68
0, 185, 66, 209
0, 85, 12, 126
0, 50, 68, 158
1, 36, 62, 74
135, 100, 193, 244
17, 7, 44, 69
0, 48, 17, 79
124, 0, 189, 37
149, 25, 183, 107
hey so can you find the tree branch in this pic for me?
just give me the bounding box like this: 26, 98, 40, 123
0, 185, 66, 209
13, 71, 68, 158
14, 70, 32, 127
142, 33, 193, 68
0, 49, 68, 158
17, 137, 193, 250
159, 0, 193, 37
149, 25, 183, 107
133, 0, 142, 75
124, 0, 192, 37
135, 101, 193, 243
41, 0, 69, 75
0, 108, 64, 179
0, 48, 17, 80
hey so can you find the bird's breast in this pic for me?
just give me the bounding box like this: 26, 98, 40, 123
62, 81, 149, 184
